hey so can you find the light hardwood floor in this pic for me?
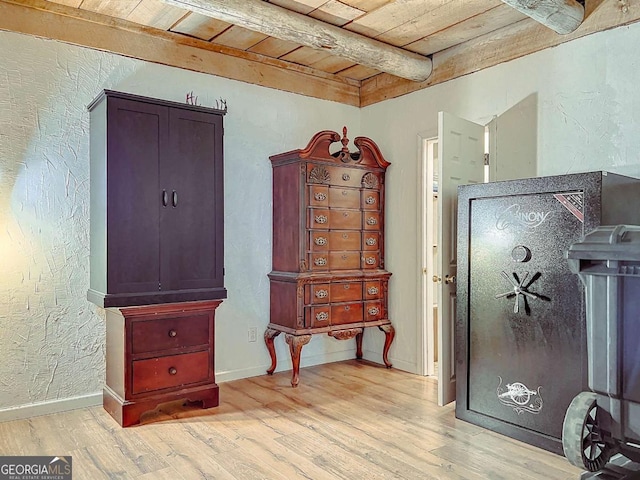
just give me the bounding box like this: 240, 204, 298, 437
0, 360, 582, 479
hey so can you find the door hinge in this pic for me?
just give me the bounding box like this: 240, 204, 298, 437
158, 282, 162, 291
484, 153, 490, 165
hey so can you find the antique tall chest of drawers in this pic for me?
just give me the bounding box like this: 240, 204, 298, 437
266, 128, 394, 386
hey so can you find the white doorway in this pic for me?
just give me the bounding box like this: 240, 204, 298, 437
418, 101, 538, 406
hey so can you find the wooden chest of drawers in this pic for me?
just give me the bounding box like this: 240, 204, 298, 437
103, 300, 221, 426
266, 128, 394, 386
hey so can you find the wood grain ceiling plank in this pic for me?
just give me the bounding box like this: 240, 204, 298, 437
347, 0, 447, 38
268, 0, 326, 15
126, 0, 186, 30
377, 0, 504, 47
211, 25, 269, 50
309, 0, 365, 26
1, 0, 360, 105
248, 37, 300, 58
361, 0, 640, 106
336, 64, 380, 80
310, 55, 356, 74
170, 12, 230, 40
280, 45, 333, 65
46, 0, 82, 7
79, 0, 141, 18
405, 4, 526, 56
340, 0, 392, 12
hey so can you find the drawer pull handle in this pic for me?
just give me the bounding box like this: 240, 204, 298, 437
316, 312, 328, 321
342, 173, 351, 181
162, 190, 168, 206
344, 305, 350, 311
342, 233, 349, 239
315, 215, 328, 224
344, 284, 350, 289
342, 190, 348, 196
367, 286, 379, 295
314, 257, 327, 266
367, 217, 378, 225
172, 190, 178, 207
343, 212, 349, 217
366, 257, 376, 265
168, 367, 177, 375
314, 192, 327, 201
366, 196, 376, 205
315, 237, 327, 246
366, 237, 377, 246
368, 307, 380, 316
342, 254, 348, 260
315, 289, 328, 298
168, 329, 177, 338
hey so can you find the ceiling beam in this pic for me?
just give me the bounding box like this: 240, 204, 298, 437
500, 0, 584, 34
161, 0, 433, 82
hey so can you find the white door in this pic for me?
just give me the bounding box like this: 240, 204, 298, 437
436, 112, 485, 406
488, 93, 537, 181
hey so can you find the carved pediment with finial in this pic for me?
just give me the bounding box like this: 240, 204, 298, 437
269, 127, 390, 170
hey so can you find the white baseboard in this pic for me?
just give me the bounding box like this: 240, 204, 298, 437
216, 349, 357, 383
0, 393, 102, 423
361, 349, 418, 375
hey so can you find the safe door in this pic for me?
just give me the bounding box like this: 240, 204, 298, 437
464, 189, 587, 451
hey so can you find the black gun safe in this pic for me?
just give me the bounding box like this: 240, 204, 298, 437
456, 171, 640, 454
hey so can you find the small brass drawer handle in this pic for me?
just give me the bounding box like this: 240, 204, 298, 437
366, 196, 376, 205
315, 237, 327, 246
366, 237, 377, 246
315, 215, 328, 224
168, 367, 177, 375
367, 286, 379, 295
367, 217, 378, 225
316, 312, 328, 321
368, 307, 380, 316
344, 305, 350, 311
342, 233, 349, 239
342, 254, 348, 260
314, 257, 327, 266
168, 329, 177, 338
314, 192, 327, 201
342, 173, 350, 181
366, 257, 376, 265
343, 212, 349, 217
342, 190, 348, 196
315, 289, 328, 298
344, 284, 350, 289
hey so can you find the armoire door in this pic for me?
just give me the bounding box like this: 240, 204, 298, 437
107, 97, 165, 294
160, 107, 224, 292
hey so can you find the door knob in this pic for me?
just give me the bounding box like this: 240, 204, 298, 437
432, 275, 441, 283
445, 274, 456, 284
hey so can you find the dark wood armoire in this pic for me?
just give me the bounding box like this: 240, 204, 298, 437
265, 128, 394, 387
87, 90, 226, 426
456, 171, 640, 453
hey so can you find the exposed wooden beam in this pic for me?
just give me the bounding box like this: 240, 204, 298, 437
500, 0, 584, 34
360, 0, 640, 106
161, 0, 433, 82
0, 0, 360, 106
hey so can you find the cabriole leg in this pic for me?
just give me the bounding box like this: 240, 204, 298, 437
378, 324, 395, 368
264, 328, 281, 375
285, 334, 312, 387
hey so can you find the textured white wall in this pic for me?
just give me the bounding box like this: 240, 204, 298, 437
362, 23, 640, 373
0, 31, 360, 413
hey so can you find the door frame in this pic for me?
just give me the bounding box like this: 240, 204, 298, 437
416, 129, 438, 377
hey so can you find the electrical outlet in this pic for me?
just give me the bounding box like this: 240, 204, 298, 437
248, 326, 258, 343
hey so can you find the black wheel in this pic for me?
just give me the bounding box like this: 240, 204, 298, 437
562, 392, 613, 472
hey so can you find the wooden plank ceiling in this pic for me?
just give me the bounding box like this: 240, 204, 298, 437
1, 0, 639, 106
